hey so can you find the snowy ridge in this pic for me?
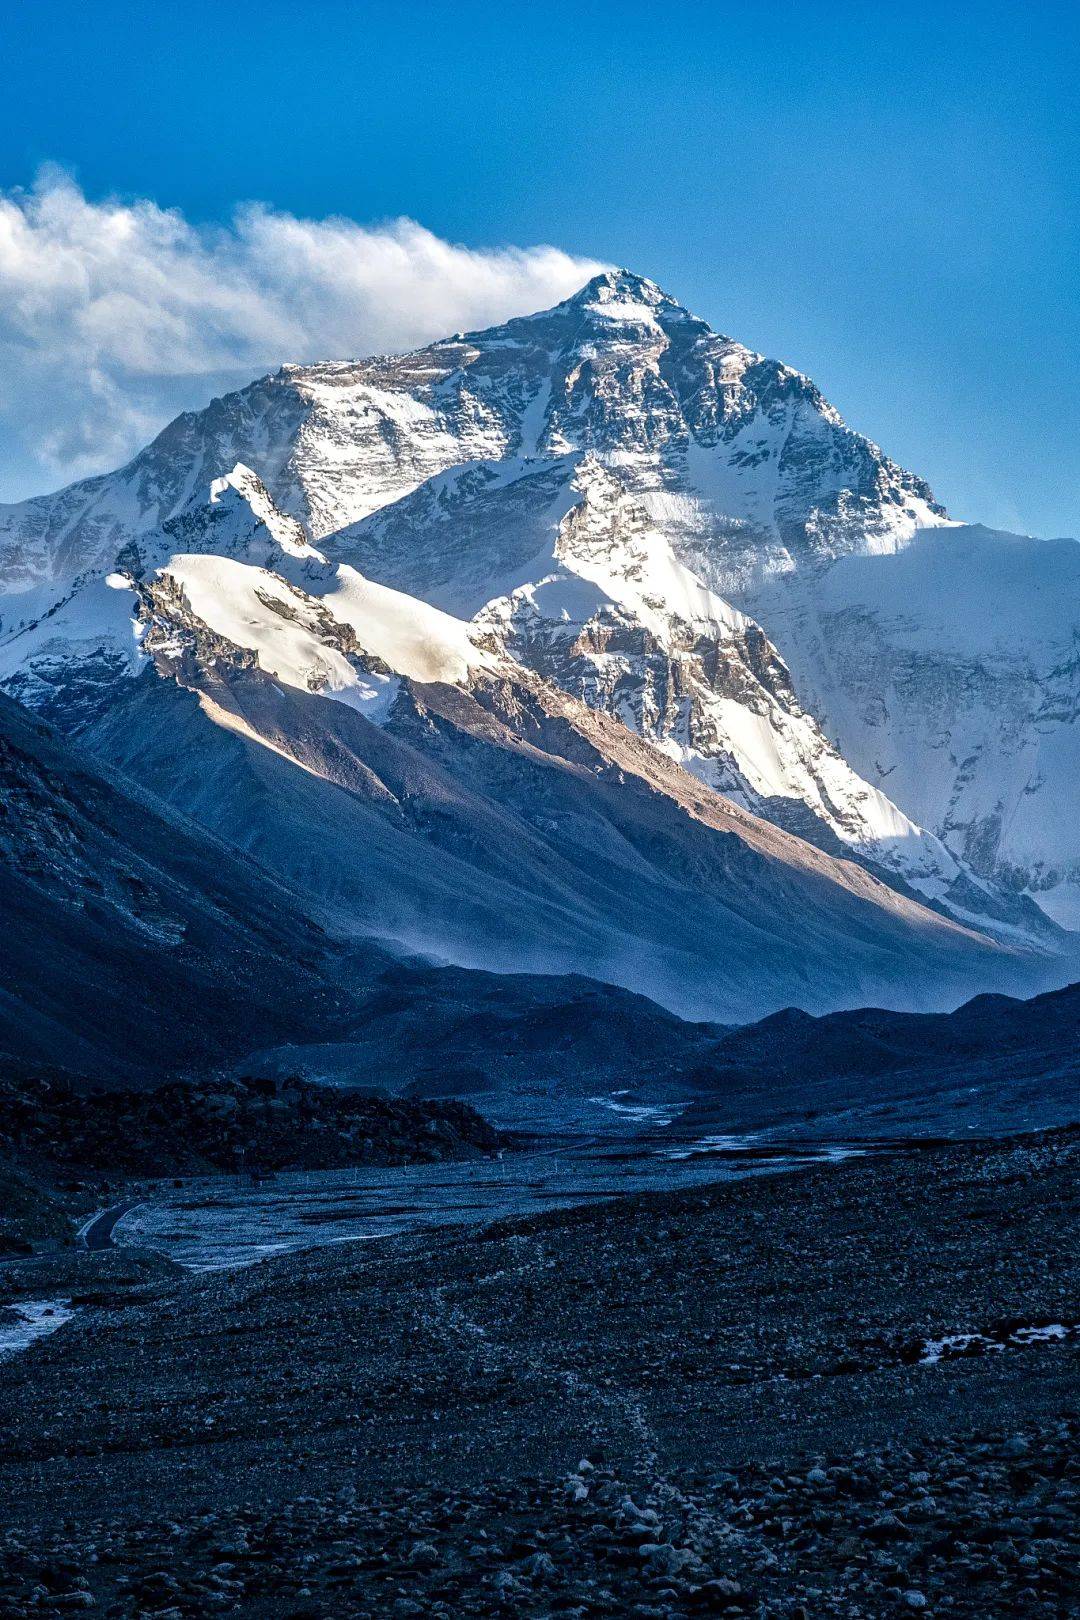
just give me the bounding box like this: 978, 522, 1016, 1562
176, 463, 323, 561
146, 557, 401, 722
147, 547, 499, 718
468, 455, 987, 915
0, 465, 499, 726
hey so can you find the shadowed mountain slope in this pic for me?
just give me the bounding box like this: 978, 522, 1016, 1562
683, 979, 1080, 1138
0, 689, 352, 1078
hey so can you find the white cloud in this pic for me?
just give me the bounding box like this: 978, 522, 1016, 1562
0, 168, 604, 499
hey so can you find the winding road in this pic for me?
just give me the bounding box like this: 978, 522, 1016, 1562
76, 1200, 143, 1252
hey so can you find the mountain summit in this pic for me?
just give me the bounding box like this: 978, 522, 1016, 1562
0, 265, 944, 596
510, 266, 707, 332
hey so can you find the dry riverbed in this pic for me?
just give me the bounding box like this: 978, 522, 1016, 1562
0, 1128, 1076, 1616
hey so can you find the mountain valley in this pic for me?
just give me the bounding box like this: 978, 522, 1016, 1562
0, 267, 1076, 1620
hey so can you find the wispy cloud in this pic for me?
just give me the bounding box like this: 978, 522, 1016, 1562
0, 168, 603, 500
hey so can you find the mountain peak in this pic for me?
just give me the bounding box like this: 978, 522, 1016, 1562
574, 267, 666, 302
167, 460, 322, 562
208, 461, 271, 509
562, 267, 696, 326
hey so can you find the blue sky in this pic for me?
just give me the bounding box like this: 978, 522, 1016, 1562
1, 0, 1077, 535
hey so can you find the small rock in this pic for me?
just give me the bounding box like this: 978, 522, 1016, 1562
866, 1513, 910, 1543
638, 1542, 688, 1576
406, 1540, 438, 1569
520, 1551, 557, 1581
696, 1576, 743, 1610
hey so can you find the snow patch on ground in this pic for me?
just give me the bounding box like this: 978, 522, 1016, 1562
0, 1299, 75, 1361
919, 1323, 1074, 1365
587, 1096, 689, 1127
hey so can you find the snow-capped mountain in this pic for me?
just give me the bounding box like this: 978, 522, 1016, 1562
0, 269, 1075, 948
0, 269, 945, 599
0, 444, 1067, 1018
69, 481, 1029, 1023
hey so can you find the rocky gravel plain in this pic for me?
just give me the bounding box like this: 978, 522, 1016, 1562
0, 1128, 1075, 1616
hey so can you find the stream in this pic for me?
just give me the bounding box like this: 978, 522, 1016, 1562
111, 1132, 871, 1271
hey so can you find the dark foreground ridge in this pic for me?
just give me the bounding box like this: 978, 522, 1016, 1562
0, 1068, 506, 1182
0, 1128, 1076, 1615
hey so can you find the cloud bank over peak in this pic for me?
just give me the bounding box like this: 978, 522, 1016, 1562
0, 168, 604, 501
